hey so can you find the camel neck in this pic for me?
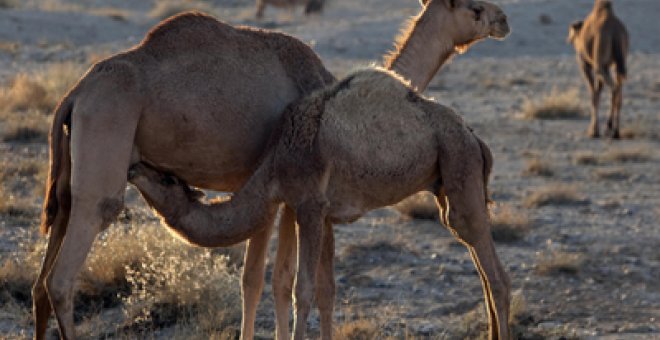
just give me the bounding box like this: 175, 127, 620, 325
133, 158, 280, 248
385, 8, 456, 92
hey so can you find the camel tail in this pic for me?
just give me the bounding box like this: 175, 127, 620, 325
40, 96, 73, 235
474, 134, 493, 207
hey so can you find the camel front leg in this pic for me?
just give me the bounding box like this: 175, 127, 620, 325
588, 79, 604, 138
468, 239, 511, 339
315, 220, 336, 340
440, 160, 510, 339
292, 199, 325, 340
240, 220, 275, 340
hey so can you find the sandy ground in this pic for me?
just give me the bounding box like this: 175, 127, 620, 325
0, 0, 659, 338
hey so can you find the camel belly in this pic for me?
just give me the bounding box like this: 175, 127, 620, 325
134, 72, 298, 191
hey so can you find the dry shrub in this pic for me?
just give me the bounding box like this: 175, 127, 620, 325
2, 222, 240, 336
524, 185, 589, 208
393, 192, 438, 221
523, 158, 553, 177
0, 62, 85, 114
522, 88, 585, 120
535, 251, 585, 276
149, 0, 214, 20
0, 74, 50, 112
335, 319, 383, 340
490, 205, 530, 243
1, 110, 50, 143
119, 224, 241, 333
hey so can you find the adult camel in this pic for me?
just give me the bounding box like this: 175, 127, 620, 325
33, 0, 509, 339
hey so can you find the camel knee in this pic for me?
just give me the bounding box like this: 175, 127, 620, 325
273, 269, 294, 301
45, 274, 72, 312
447, 211, 486, 246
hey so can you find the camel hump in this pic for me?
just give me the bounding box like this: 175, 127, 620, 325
139, 11, 236, 51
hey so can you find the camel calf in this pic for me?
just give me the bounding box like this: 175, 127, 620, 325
256, 0, 323, 19
130, 68, 511, 340
568, 0, 628, 138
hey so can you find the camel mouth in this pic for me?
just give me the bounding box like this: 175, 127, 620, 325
490, 21, 510, 40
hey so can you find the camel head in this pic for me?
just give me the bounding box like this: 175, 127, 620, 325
128, 163, 204, 207
567, 20, 584, 45
422, 0, 510, 53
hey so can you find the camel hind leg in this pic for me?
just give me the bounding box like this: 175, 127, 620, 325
606, 72, 624, 139
438, 142, 510, 339
33, 208, 68, 340
44, 92, 140, 338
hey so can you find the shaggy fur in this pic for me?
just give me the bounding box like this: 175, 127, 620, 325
130, 68, 511, 340
568, 0, 628, 138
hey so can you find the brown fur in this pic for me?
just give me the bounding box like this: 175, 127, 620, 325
130, 68, 511, 340
568, 0, 628, 138
34, 12, 334, 340
35, 3, 509, 338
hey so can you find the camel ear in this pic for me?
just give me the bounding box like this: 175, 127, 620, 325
567, 20, 583, 43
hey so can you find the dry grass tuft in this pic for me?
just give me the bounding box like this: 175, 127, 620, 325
601, 147, 652, 163
335, 319, 383, 340
535, 251, 585, 276
522, 88, 585, 120
524, 185, 589, 208
490, 205, 531, 243
0, 74, 50, 112
594, 168, 629, 181
0, 185, 38, 219
573, 151, 599, 165
149, 0, 214, 20
1, 110, 50, 143
0, 62, 84, 114
523, 158, 554, 177
393, 192, 438, 221
1, 222, 241, 337
575, 148, 652, 166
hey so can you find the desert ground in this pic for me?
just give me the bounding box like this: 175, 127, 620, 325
0, 0, 659, 339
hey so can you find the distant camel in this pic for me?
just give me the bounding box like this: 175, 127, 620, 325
568, 0, 628, 138
129, 67, 512, 340
255, 0, 324, 19
34, 0, 508, 339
